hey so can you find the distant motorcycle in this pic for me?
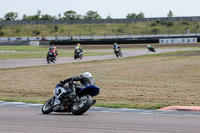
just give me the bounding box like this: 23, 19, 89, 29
114, 49, 123, 57
46, 52, 57, 63
147, 45, 156, 52
41, 81, 100, 115
148, 47, 156, 52
74, 49, 83, 59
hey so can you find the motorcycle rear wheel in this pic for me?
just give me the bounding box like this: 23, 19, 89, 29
71, 95, 93, 115
41, 97, 55, 114
74, 55, 77, 59
46, 55, 50, 63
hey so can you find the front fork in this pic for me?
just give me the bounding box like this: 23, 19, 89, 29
69, 81, 76, 95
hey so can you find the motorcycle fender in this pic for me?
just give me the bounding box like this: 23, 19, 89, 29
54, 85, 67, 97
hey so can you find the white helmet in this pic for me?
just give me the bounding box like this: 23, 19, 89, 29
82, 72, 92, 78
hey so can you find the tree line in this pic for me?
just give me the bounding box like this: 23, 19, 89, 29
0, 10, 174, 21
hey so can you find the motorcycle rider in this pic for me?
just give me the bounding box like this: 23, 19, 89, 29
113, 42, 120, 51
75, 43, 83, 53
54, 72, 95, 105
113, 42, 122, 57
48, 44, 58, 57
147, 44, 155, 52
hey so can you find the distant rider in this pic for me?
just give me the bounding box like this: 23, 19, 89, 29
49, 44, 58, 56
75, 43, 83, 53
54, 72, 95, 105
113, 42, 121, 51
147, 44, 155, 52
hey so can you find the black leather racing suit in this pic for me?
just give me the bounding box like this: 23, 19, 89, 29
60, 75, 95, 95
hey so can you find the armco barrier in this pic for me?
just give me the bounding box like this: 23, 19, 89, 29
0, 41, 50, 46
0, 41, 29, 45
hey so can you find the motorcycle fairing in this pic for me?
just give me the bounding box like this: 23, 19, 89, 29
78, 85, 100, 96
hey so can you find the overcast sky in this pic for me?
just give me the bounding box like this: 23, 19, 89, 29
1, 0, 200, 19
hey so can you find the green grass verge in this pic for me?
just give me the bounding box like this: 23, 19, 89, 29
0, 98, 43, 104
0, 45, 48, 51
126, 50, 200, 59
94, 103, 170, 110
0, 52, 47, 59
0, 51, 113, 60
1, 21, 200, 37
0, 45, 76, 51
154, 50, 200, 56
0, 97, 169, 109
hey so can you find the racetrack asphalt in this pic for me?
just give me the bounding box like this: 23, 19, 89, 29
0, 101, 200, 133
0, 48, 195, 69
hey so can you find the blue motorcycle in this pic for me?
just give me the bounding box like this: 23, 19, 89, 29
41, 81, 100, 115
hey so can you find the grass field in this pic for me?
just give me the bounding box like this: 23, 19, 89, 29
0, 45, 48, 51
0, 50, 200, 109
0, 51, 113, 60
1, 21, 200, 37
0, 45, 114, 59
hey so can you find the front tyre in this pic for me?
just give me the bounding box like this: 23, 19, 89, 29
41, 97, 55, 114
115, 52, 119, 57
71, 95, 93, 115
80, 54, 82, 59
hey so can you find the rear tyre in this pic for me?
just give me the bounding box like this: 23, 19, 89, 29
46, 55, 50, 64
41, 97, 55, 114
74, 54, 77, 59
71, 95, 93, 115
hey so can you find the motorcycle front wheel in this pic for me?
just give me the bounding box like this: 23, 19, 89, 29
71, 95, 93, 115
80, 54, 83, 59
115, 52, 119, 57
41, 97, 55, 114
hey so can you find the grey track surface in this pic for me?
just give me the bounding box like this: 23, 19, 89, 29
0, 48, 195, 69
0, 105, 200, 133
